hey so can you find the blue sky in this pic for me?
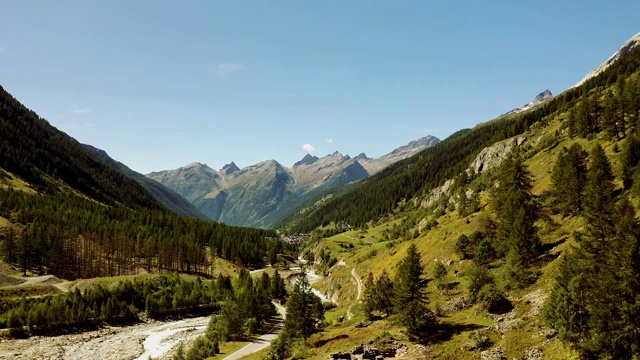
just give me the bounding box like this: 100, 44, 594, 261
1, 1, 639, 174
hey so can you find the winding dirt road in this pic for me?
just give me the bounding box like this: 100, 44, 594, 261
222, 302, 287, 360
347, 267, 363, 320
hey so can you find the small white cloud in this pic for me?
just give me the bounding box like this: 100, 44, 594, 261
214, 63, 244, 75
71, 106, 91, 115
302, 144, 315, 152
326, 139, 334, 143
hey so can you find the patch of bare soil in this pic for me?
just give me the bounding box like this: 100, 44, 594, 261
0, 273, 25, 287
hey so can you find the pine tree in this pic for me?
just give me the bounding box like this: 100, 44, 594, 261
393, 244, 435, 338
551, 144, 588, 215
362, 272, 376, 320
582, 144, 616, 253
284, 273, 324, 339
620, 135, 640, 190
492, 153, 540, 261
374, 269, 394, 316
271, 269, 287, 301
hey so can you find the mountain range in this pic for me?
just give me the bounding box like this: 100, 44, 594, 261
146, 135, 439, 228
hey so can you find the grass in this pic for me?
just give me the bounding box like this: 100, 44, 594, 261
205, 340, 251, 359
0, 284, 61, 299
0, 170, 36, 194
298, 112, 594, 359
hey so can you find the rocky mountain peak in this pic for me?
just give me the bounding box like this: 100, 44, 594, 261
184, 162, 210, 170
354, 153, 371, 161
533, 89, 553, 103
501, 89, 554, 117
293, 154, 319, 167
221, 162, 240, 175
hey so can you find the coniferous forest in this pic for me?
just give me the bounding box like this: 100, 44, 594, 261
0, 187, 292, 279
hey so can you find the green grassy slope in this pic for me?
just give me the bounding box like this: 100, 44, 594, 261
280, 44, 640, 234
288, 48, 640, 359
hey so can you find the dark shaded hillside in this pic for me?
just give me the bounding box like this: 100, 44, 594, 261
0, 85, 161, 210
83, 144, 210, 220
283, 45, 640, 233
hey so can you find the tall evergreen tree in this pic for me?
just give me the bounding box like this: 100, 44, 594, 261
551, 144, 588, 215
284, 273, 324, 339
362, 272, 376, 320
620, 135, 640, 190
491, 153, 540, 287
393, 244, 435, 339
582, 144, 616, 254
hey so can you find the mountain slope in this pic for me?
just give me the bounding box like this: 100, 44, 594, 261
83, 144, 210, 220
147, 153, 369, 228
574, 32, 640, 87
290, 33, 640, 360
282, 36, 640, 234
0, 85, 162, 210
147, 137, 438, 228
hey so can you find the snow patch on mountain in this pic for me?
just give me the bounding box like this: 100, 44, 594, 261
501, 89, 553, 117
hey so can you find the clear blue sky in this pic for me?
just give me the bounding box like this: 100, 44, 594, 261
1, 1, 639, 174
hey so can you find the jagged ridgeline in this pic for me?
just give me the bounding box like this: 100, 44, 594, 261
0, 86, 291, 279
281, 44, 640, 234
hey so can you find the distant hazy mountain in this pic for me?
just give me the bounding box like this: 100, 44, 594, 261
147, 136, 438, 228
83, 144, 210, 220
147, 152, 367, 228
501, 89, 554, 117
355, 135, 440, 174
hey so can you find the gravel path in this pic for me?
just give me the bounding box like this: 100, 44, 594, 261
222, 302, 287, 360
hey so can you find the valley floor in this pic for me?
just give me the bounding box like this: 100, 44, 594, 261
0, 315, 210, 360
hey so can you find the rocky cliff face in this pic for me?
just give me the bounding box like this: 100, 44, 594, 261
421, 136, 527, 208
470, 137, 527, 174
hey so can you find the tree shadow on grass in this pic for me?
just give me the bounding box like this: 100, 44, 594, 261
419, 322, 486, 344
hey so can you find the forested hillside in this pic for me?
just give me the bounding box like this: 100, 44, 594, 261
83, 144, 210, 220
281, 44, 640, 234
0, 86, 162, 210
0, 188, 289, 280
265, 37, 640, 359
0, 85, 296, 281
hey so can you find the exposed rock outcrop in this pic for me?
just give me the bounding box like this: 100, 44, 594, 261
329, 340, 408, 360
470, 137, 526, 174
